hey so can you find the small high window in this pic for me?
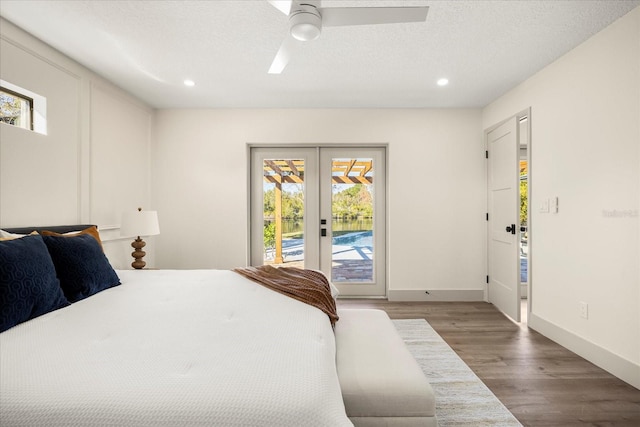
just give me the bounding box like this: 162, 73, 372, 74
0, 87, 33, 130
0, 80, 47, 135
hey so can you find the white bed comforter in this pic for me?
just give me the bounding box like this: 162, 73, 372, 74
0, 269, 352, 426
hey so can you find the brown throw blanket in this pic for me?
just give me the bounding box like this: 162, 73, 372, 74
233, 265, 338, 326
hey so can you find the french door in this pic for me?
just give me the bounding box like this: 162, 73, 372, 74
250, 146, 386, 297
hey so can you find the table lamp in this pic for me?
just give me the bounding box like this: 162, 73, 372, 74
120, 207, 160, 269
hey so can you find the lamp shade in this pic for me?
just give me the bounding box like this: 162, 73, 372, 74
120, 209, 160, 237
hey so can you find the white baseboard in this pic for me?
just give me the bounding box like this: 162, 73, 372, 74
387, 289, 484, 302
529, 313, 640, 390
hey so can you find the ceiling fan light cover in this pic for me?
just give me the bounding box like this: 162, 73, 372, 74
290, 12, 321, 41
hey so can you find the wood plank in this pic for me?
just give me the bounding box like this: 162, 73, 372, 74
264, 159, 284, 176
332, 176, 373, 184
285, 160, 300, 176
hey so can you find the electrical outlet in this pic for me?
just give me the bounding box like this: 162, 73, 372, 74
579, 302, 589, 319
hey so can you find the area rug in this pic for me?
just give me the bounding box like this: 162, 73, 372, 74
393, 319, 522, 427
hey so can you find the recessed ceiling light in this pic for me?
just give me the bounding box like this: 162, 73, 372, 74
437, 78, 449, 87
184, 79, 195, 87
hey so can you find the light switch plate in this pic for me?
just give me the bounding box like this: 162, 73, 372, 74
579, 302, 589, 319
540, 199, 550, 213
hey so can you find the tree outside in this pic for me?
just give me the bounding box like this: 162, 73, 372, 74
263, 184, 304, 222
0, 92, 22, 125
332, 184, 373, 221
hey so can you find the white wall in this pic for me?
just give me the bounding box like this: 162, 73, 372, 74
152, 109, 485, 299
0, 18, 154, 269
483, 7, 640, 388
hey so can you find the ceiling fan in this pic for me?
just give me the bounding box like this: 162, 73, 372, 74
267, 0, 429, 74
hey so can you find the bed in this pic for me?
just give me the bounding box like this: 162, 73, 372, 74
0, 225, 352, 426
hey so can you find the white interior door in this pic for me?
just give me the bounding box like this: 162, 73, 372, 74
487, 117, 521, 321
250, 146, 386, 297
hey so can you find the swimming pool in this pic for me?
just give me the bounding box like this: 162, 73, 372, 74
332, 230, 373, 247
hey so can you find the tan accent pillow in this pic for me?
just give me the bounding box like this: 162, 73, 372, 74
0, 231, 38, 241
40, 226, 103, 250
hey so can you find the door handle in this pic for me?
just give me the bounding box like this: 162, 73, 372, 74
505, 224, 516, 234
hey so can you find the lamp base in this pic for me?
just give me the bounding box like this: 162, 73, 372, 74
131, 237, 147, 269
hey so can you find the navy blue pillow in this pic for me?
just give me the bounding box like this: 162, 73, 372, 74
42, 233, 121, 302
0, 235, 70, 333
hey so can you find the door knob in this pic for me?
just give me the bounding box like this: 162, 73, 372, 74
505, 224, 516, 234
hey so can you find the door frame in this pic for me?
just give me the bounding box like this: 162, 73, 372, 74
484, 108, 532, 319
247, 143, 389, 298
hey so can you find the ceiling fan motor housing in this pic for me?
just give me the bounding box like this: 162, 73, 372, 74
289, 5, 322, 41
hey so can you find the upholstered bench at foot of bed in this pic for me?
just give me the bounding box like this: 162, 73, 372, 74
335, 309, 437, 427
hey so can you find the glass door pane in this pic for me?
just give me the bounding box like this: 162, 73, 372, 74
330, 158, 374, 282
262, 159, 305, 268
250, 148, 319, 269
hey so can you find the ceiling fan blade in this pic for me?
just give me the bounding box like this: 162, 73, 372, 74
268, 0, 293, 15
268, 36, 302, 74
321, 6, 428, 27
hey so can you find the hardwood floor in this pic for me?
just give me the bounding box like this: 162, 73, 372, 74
336, 299, 640, 426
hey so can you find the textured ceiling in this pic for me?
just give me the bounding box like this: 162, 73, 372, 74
1, 0, 638, 108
